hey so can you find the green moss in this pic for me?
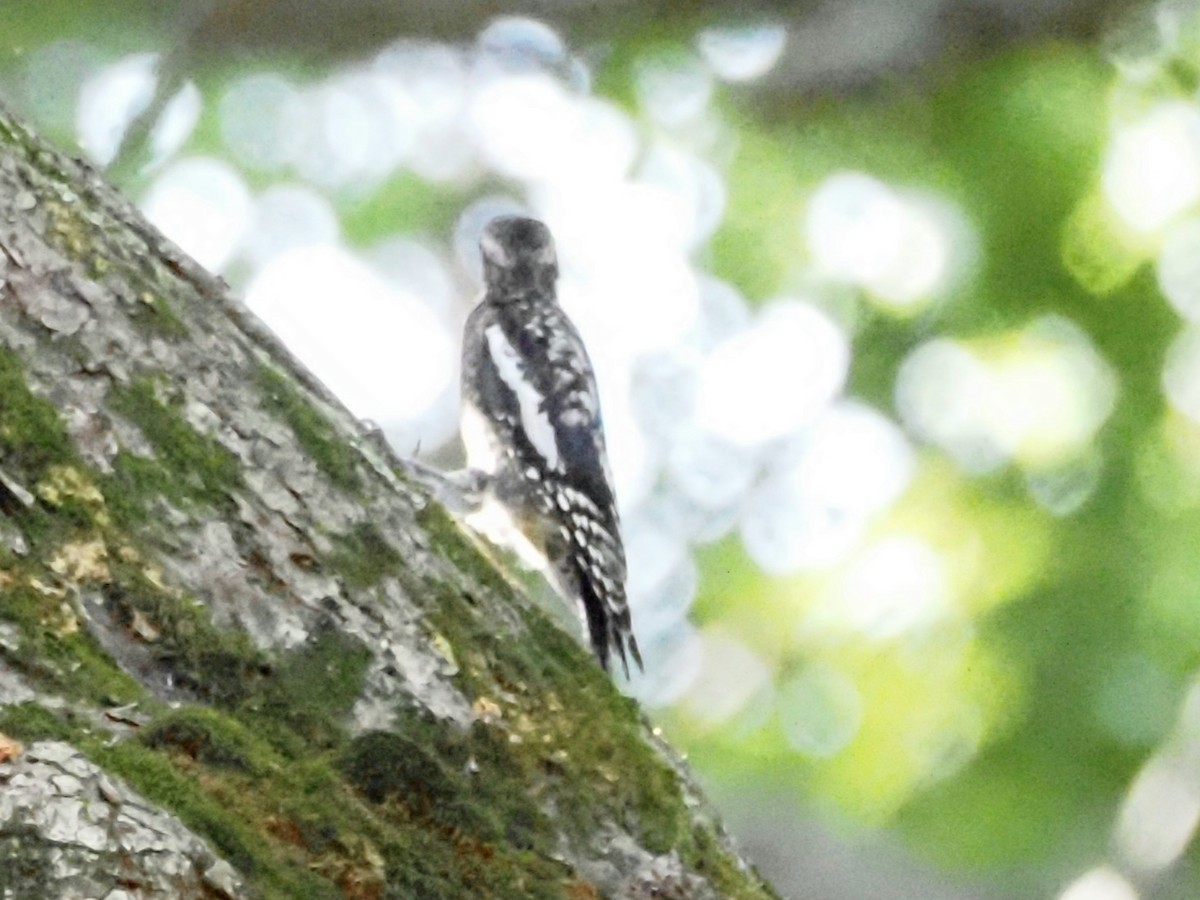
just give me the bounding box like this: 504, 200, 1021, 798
101, 451, 179, 527
421, 578, 698, 860
92, 740, 342, 898
0, 586, 384, 898
0, 558, 772, 898
413, 581, 498, 702
0, 582, 143, 707
141, 706, 272, 774
683, 825, 782, 900
93, 691, 568, 898
130, 293, 189, 340
418, 502, 477, 571
88, 628, 374, 894
0, 342, 761, 897
99, 567, 371, 747
417, 573, 774, 895
0, 346, 75, 477
340, 710, 551, 851
328, 522, 403, 590
417, 501, 521, 602
0, 495, 766, 897
340, 725, 570, 899
0, 106, 23, 146
349, 571, 756, 894
87, 633, 374, 896
30, 479, 104, 538
45, 200, 103, 275
340, 728, 462, 808
549, 685, 691, 855
0, 825, 58, 900
101, 568, 270, 707
241, 625, 372, 753
106, 378, 242, 514
1, 499, 57, 553
0, 702, 83, 743
257, 365, 363, 493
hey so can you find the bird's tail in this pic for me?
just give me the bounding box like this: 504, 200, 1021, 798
570, 530, 642, 678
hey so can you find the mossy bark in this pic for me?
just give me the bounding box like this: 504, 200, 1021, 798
0, 103, 777, 899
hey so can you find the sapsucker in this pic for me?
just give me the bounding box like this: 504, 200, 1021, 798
459, 215, 642, 676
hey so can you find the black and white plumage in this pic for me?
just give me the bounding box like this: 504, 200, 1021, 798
460, 215, 642, 676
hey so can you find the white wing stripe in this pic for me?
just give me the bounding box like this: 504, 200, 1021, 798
484, 323, 561, 470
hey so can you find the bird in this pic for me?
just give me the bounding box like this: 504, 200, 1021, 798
458, 214, 642, 676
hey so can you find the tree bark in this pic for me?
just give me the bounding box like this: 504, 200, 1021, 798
0, 103, 776, 900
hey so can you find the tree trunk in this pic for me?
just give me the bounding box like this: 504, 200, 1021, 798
0, 103, 776, 900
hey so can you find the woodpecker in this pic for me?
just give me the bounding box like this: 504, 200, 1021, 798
459, 215, 642, 676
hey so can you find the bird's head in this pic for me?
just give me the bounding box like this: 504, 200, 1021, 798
479, 215, 558, 298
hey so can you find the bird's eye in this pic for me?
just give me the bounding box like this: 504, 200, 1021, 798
480, 230, 510, 266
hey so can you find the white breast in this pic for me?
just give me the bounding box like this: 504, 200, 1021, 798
460, 402, 501, 474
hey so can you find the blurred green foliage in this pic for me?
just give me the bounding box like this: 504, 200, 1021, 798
4, 4, 1200, 897
692, 40, 1188, 893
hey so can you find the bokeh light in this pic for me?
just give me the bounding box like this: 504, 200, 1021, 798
1102, 101, 1200, 234
694, 299, 850, 448
778, 663, 862, 758
634, 51, 713, 126
476, 16, 574, 83
1158, 216, 1200, 321
241, 184, 340, 270
1116, 756, 1200, 872
244, 245, 455, 436
806, 171, 958, 310
897, 316, 1116, 475
141, 157, 252, 272
828, 534, 949, 640
1114, 678, 1200, 874
697, 23, 788, 83
290, 73, 414, 188
680, 630, 774, 728
739, 402, 914, 575
1163, 325, 1200, 421
76, 52, 157, 165
16, 2, 1200, 896
219, 73, 300, 172
1058, 868, 1139, 900
76, 52, 201, 169
470, 75, 580, 182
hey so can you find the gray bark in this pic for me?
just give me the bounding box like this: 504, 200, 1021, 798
0, 104, 776, 900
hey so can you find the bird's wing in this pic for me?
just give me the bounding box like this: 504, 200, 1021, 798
490, 303, 617, 521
